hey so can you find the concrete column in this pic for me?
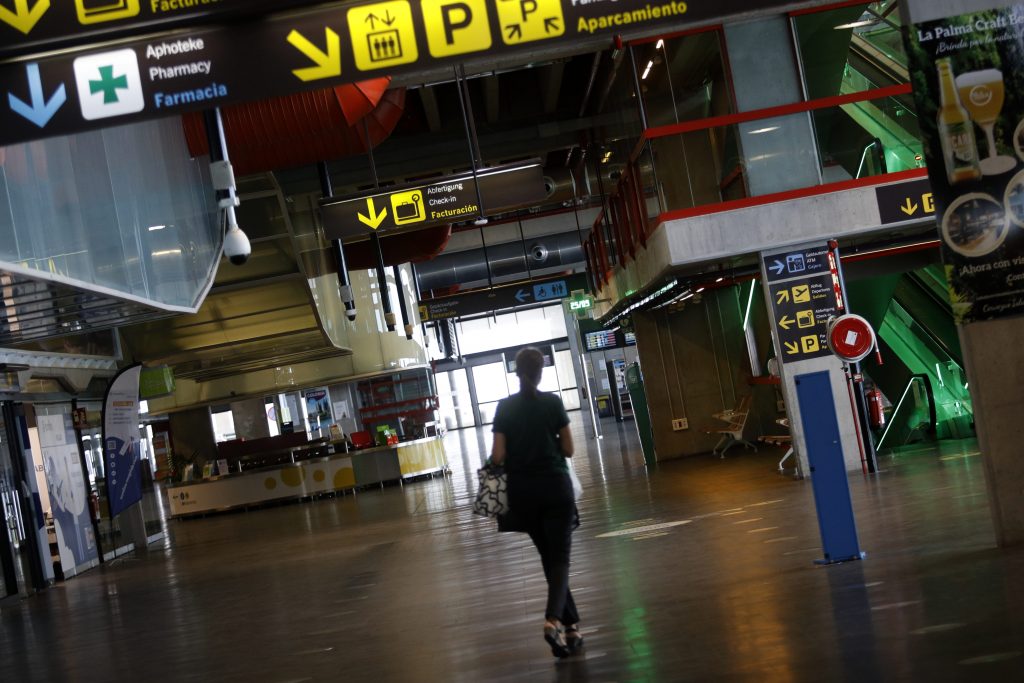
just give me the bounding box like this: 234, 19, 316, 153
230, 398, 270, 440
901, 0, 1024, 545
633, 287, 759, 461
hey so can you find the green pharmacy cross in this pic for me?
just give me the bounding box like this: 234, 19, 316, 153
90, 65, 129, 104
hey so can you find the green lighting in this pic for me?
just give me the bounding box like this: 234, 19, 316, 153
742, 280, 757, 331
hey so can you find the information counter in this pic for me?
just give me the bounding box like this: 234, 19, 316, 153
166, 436, 446, 518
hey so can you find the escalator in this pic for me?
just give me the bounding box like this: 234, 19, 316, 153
849, 265, 974, 451
805, 2, 925, 179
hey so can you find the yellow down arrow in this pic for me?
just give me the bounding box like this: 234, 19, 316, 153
784, 341, 799, 355
358, 197, 388, 230
0, 0, 49, 35
900, 198, 919, 216
778, 315, 795, 330
287, 28, 342, 82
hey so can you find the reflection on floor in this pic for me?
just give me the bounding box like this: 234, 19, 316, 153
2, 415, 1022, 681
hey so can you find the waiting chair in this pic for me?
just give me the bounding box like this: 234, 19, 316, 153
759, 417, 794, 473
705, 395, 758, 458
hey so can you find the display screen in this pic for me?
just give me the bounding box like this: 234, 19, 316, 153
585, 330, 617, 350
624, 332, 637, 346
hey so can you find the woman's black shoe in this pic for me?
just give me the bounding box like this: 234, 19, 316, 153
565, 626, 583, 653
544, 625, 571, 658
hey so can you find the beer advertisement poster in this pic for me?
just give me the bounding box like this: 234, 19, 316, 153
906, 7, 1024, 323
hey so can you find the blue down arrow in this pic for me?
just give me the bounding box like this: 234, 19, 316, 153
8, 63, 66, 128
514, 288, 531, 303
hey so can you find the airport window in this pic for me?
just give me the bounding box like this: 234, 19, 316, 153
636, 29, 734, 128
793, 1, 908, 101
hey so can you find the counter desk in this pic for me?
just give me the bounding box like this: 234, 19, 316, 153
166, 436, 447, 518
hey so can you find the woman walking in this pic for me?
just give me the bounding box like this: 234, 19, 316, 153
490, 347, 582, 658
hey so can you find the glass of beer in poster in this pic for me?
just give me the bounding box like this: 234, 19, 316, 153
956, 69, 1017, 176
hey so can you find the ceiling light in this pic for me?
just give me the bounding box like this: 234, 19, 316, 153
834, 19, 876, 30
716, 277, 724, 283
642, 61, 654, 80
748, 126, 780, 135
151, 249, 182, 257
696, 287, 705, 293
656, 39, 664, 49
148, 225, 166, 231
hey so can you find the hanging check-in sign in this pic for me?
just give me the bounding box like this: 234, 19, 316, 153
0, 0, 804, 148
321, 162, 546, 240
0, 1, 319, 60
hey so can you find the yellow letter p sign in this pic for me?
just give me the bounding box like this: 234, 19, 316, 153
422, 0, 491, 58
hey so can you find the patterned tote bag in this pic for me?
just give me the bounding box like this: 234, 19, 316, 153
472, 464, 509, 517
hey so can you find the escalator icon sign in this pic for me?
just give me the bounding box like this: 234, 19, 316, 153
391, 189, 424, 225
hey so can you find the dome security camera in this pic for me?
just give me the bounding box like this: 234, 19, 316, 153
529, 243, 549, 263
223, 207, 251, 266
345, 307, 357, 322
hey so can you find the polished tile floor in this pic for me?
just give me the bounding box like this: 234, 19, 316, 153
2, 416, 1023, 682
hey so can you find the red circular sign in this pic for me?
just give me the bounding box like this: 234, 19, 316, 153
828, 315, 875, 362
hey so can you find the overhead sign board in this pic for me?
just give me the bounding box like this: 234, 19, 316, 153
0, 1, 324, 60
322, 162, 546, 239
419, 273, 586, 321
764, 246, 844, 363
2, 0, 818, 148
875, 178, 936, 225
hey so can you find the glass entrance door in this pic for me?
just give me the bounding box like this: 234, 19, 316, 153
0, 405, 25, 597
437, 369, 476, 430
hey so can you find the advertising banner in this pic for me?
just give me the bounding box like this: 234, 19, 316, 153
102, 365, 143, 518
36, 411, 98, 575
906, 6, 1024, 323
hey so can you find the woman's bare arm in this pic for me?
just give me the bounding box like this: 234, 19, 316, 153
490, 432, 507, 466
558, 425, 574, 458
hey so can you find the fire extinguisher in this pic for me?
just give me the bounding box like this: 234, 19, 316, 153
867, 389, 885, 429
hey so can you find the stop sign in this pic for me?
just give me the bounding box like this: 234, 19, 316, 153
828, 315, 876, 362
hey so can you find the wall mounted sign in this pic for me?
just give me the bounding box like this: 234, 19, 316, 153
905, 5, 1024, 323
875, 177, 936, 225
2, 0, 818, 147
321, 162, 545, 239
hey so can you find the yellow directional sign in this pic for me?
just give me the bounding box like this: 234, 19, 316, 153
784, 341, 799, 355
0, 0, 49, 34
801, 335, 821, 353
496, 0, 564, 45
358, 197, 388, 230
390, 189, 425, 226
348, 0, 418, 71
792, 284, 811, 304
876, 179, 936, 225
776, 289, 790, 305
779, 315, 794, 331
796, 310, 815, 329
288, 28, 342, 82
421, 0, 491, 57
75, 0, 137, 25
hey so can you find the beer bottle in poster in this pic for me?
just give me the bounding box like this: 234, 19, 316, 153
937, 58, 982, 184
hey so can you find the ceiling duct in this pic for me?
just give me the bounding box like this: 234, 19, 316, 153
181, 80, 405, 175
416, 230, 584, 294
